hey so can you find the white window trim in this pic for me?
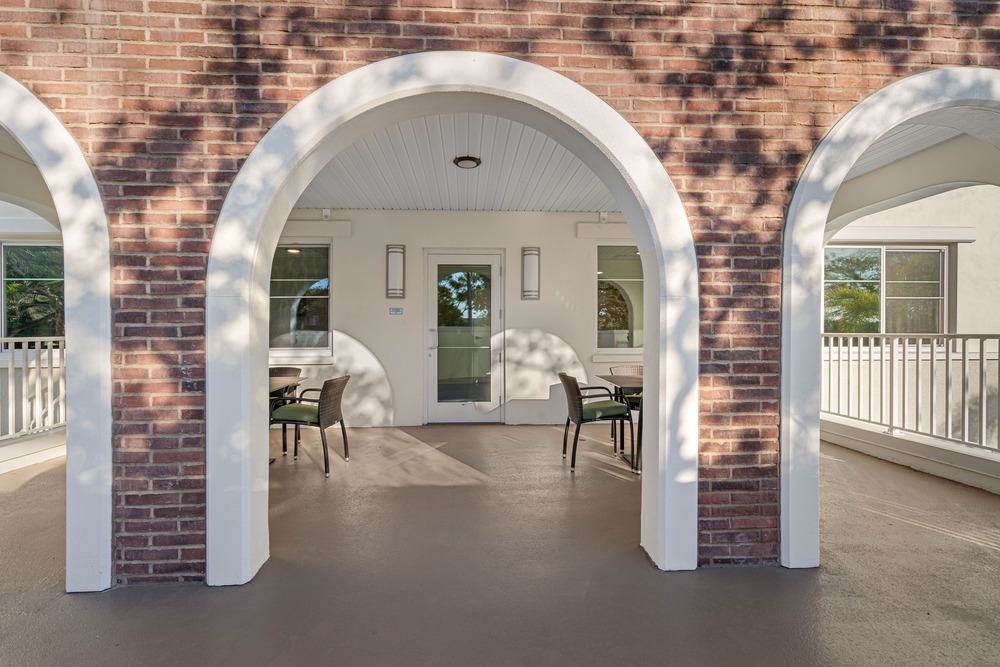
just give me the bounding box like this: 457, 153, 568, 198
596, 241, 644, 354
268, 236, 335, 365
824, 243, 949, 335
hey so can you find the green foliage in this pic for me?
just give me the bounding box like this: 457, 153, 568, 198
437, 269, 490, 326
3, 246, 65, 337
598, 282, 630, 331
824, 284, 880, 333
5, 280, 64, 337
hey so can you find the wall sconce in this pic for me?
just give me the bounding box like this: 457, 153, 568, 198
386, 244, 405, 298
521, 247, 540, 300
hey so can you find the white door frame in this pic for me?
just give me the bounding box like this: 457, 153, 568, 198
425, 250, 504, 423
781, 66, 1000, 568
206, 51, 701, 584
0, 72, 114, 592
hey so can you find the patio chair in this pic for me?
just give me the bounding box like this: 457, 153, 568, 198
558, 372, 633, 473
269, 366, 302, 456
269, 375, 350, 477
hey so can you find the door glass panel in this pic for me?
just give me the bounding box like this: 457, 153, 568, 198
437, 264, 491, 403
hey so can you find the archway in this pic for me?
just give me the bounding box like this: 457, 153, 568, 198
206, 52, 700, 585
0, 73, 113, 591
782, 67, 1000, 567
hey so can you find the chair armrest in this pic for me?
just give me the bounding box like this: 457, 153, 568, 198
578, 386, 614, 400
298, 388, 321, 400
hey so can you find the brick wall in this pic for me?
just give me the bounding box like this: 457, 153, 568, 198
2, 0, 999, 582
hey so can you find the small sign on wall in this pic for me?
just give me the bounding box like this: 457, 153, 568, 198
389, 307, 403, 315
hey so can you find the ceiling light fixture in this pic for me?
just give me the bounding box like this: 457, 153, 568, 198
286, 247, 301, 254
453, 155, 481, 169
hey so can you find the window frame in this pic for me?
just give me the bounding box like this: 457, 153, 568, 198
1, 241, 66, 339
823, 244, 949, 335
595, 241, 644, 356
267, 238, 335, 364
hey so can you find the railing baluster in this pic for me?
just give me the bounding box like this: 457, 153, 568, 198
855, 336, 862, 418
889, 336, 896, 433
915, 336, 923, 432
946, 337, 954, 439
901, 337, 909, 431
835, 336, 842, 414
33, 338, 42, 429
850, 336, 855, 418
995, 337, 999, 449
995, 336, 999, 449
20, 342, 28, 435
927, 338, 940, 435
5, 339, 14, 437
46, 340, 54, 428
980, 337, 988, 446
58, 340, 66, 425
962, 337, 970, 444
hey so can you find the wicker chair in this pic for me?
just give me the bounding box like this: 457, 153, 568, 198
269, 375, 350, 477
558, 373, 633, 472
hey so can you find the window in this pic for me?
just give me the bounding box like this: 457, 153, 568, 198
824, 246, 946, 334
269, 245, 330, 349
597, 245, 643, 348
2, 244, 64, 337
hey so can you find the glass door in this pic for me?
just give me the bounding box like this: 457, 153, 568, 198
426, 252, 503, 422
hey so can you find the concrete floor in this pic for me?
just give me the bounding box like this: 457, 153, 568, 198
1, 424, 999, 666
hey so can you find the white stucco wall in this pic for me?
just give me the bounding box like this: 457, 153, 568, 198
830, 184, 1000, 333
278, 209, 637, 426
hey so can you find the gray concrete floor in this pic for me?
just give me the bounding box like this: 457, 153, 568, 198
1, 424, 999, 666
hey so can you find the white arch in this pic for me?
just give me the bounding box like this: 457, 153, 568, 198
782, 67, 1000, 567
205, 52, 701, 585
0, 73, 113, 591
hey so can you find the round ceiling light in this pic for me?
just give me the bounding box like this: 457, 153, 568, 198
453, 155, 481, 169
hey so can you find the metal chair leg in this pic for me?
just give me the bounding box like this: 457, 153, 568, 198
281, 424, 288, 455
570, 422, 582, 471
339, 420, 349, 462
320, 427, 330, 478
636, 403, 643, 473
563, 418, 570, 458
628, 414, 636, 473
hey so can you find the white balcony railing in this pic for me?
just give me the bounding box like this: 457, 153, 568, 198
821, 334, 1000, 451
1, 337, 66, 441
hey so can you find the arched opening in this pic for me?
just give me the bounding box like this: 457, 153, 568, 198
206, 52, 700, 585
782, 67, 1000, 567
0, 73, 113, 591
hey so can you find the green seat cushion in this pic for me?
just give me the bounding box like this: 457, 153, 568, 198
625, 393, 643, 408
582, 399, 628, 421
271, 402, 319, 424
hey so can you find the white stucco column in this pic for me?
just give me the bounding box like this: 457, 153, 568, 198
0, 72, 114, 592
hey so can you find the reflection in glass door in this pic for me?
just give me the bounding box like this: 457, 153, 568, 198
426, 252, 503, 422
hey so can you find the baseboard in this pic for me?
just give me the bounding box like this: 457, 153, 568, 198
820, 415, 1000, 494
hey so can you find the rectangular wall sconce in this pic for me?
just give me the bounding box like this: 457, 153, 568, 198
386, 244, 405, 298
521, 247, 540, 300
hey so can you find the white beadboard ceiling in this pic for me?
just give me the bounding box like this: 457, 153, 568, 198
0, 129, 32, 164
295, 113, 618, 212
844, 123, 964, 181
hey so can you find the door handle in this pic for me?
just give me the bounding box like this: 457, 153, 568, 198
429, 328, 438, 350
